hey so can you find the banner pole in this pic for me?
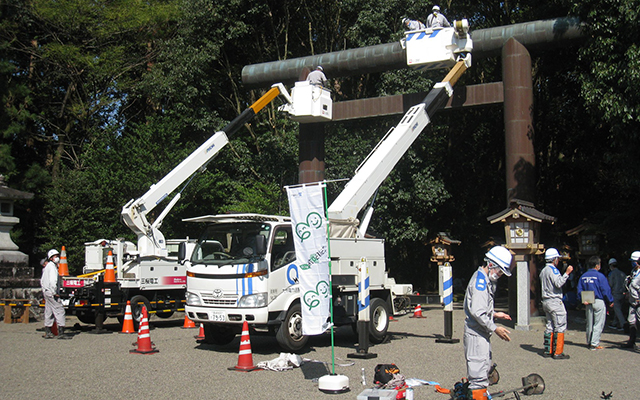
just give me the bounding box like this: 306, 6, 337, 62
321, 182, 336, 375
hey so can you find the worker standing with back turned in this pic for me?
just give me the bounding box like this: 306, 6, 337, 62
463, 246, 513, 400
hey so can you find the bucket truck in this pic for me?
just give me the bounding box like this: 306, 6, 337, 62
183, 21, 472, 352
59, 84, 298, 325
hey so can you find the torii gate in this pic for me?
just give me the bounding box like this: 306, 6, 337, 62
242, 17, 584, 325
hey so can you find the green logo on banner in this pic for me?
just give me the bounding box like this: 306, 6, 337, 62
295, 211, 323, 242
303, 280, 330, 310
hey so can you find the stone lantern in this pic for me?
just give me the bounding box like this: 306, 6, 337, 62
488, 199, 556, 330
0, 175, 35, 292
565, 221, 600, 262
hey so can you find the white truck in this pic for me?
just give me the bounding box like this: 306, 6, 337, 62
60, 84, 301, 325
183, 22, 472, 351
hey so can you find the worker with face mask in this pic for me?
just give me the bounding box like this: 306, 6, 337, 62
41, 249, 70, 339
540, 248, 573, 358
426, 5, 451, 29
463, 245, 513, 400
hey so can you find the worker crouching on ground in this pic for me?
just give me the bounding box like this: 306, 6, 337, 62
540, 248, 573, 359
463, 246, 513, 400
41, 249, 70, 339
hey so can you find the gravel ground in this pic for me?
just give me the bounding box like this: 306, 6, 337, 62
1, 303, 635, 400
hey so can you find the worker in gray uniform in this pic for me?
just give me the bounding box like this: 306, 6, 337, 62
41, 249, 70, 339
540, 248, 573, 359
463, 245, 513, 400
622, 251, 640, 349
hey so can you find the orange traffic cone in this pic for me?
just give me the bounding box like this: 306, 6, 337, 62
58, 246, 69, 276
130, 306, 158, 354
409, 304, 426, 318
120, 301, 136, 334
228, 321, 259, 372
182, 314, 196, 329
195, 323, 206, 341
104, 251, 116, 283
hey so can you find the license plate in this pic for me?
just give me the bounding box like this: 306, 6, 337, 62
210, 311, 226, 322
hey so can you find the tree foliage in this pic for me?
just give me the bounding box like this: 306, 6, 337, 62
1, 0, 638, 284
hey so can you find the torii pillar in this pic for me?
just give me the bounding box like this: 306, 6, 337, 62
503, 38, 538, 323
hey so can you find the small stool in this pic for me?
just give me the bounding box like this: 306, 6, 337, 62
2, 299, 31, 324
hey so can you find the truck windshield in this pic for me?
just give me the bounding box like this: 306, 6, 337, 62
191, 222, 271, 265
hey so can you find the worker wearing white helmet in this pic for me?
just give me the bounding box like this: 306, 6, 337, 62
540, 247, 573, 359
426, 5, 450, 29
463, 245, 513, 399
402, 17, 425, 31
306, 65, 328, 87
40, 249, 70, 339
622, 251, 640, 349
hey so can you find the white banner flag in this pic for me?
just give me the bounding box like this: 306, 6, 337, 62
286, 184, 331, 336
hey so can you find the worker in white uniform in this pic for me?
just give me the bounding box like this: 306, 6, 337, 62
306, 66, 328, 87
41, 249, 70, 339
540, 248, 573, 358
426, 5, 451, 29
463, 246, 513, 400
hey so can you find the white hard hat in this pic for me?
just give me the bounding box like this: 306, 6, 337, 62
317, 66, 323, 71
47, 249, 60, 259
631, 251, 640, 261
608, 258, 618, 266
485, 246, 512, 276
433, 5, 440, 11
402, 17, 409, 24
545, 248, 561, 261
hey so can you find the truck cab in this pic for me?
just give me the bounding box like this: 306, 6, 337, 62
184, 214, 409, 352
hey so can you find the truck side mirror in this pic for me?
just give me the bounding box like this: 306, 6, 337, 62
178, 242, 187, 264
255, 235, 267, 256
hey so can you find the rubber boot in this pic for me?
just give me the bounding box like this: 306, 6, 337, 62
622, 326, 636, 349
543, 332, 554, 357
57, 326, 72, 340
43, 326, 55, 339
553, 332, 570, 359
470, 388, 488, 399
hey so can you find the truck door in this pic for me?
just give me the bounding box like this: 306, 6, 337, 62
268, 225, 299, 307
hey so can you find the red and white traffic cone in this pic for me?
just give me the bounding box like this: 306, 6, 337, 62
130, 306, 158, 354
104, 250, 116, 283
228, 321, 259, 372
182, 314, 196, 329
194, 323, 206, 341
409, 304, 426, 318
120, 301, 136, 334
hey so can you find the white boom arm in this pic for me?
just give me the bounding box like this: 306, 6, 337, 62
327, 61, 469, 237
121, 84, 291, 257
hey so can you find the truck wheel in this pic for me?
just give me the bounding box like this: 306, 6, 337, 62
76, 310, 96, 325
203, 324, 237, 345
276, 303, 308, 352
369, 298, 390, 344
129, 295, 151, 324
